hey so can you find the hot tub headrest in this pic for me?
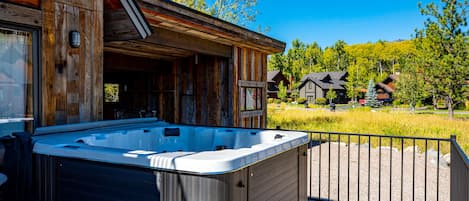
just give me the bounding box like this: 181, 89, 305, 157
164, 128, 180, 137
34, 118, 164, 135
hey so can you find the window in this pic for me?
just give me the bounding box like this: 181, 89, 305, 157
104, 83, 119, 103
239, 80, 264, 112
309, 82, 313, 89
0, 25, 38, 136
241, 87, 262, 111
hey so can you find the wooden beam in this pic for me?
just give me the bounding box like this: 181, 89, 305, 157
103, 46, 182, 60
104, 9, 142, 41
143, 27, 232, 58
0, 2, 42, 27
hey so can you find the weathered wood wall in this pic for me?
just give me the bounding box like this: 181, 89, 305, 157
176, 55, 231, 126
232, 46, 268, 128
42, 0, 103, 126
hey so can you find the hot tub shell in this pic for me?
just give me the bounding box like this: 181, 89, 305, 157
32, 119, 308, 201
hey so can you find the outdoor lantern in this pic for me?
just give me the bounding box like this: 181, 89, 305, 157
69, 31, 80, 48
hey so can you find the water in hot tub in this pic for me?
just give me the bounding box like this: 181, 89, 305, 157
76, 126, 286, 153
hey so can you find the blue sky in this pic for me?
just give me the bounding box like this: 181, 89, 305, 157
247, 0, 434, 49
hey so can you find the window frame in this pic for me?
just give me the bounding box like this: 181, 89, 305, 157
238, 80, 265, 117
0, 21, 41, 132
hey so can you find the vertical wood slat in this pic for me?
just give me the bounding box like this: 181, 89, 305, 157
174, 61, 180, 123
42, 0, 56, 126
232, 47, 239, 127
261, 53, 267, 127
92, 0, 104, 121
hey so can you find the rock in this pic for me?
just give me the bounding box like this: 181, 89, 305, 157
441, 154, 451, 167
426, 149, 440, 161
331, 142, 347, 146
404, 146, 420, 153
380, 146, 398, 152
359, 143, 370, 149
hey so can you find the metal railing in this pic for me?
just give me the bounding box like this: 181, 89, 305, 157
302, 131, 454, 201
450, 136, 469, 201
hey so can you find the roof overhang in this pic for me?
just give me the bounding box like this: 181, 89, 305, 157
103, 0, 285, 60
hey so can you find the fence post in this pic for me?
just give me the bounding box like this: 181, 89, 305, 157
450, 135, 456, 141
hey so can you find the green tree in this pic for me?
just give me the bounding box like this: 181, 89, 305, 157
268, 53, 286, 71
326, 86, 337, 104
332, 40, 348, 71
172, 0, 258, 26
277, 81, 287, 100
415, 0, 469, 118
365, 79, 379, 107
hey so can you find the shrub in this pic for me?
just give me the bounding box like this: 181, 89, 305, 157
393, 99, 402, 106
287, 98, 293, 103
416, 101, 423, 108
274, 99, 281, 104
297, 98, 307, 104
315, 97, 327, 105
268, 98, 274, 104
465, 101, 469, 111
281, 98, 288, 103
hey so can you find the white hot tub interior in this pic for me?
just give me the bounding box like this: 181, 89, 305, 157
75, 127, 288, 152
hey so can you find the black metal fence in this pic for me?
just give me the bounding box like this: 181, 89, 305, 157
303, 131, 455, 201
450, 136, 469, 201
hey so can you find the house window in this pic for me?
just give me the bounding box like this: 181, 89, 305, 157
307, 96, 315, 103
104, 83, 119, 103
309, 82, 313, 89
0, 25, 39, 136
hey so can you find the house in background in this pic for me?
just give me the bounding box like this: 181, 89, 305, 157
298, 71, 348, 104
267, 70, 290, 98
375, 74, 398, 102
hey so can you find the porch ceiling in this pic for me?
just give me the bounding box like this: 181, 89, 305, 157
103, 0, 285, 60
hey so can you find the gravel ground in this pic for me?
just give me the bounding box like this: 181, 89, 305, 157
306, 143, 450, 201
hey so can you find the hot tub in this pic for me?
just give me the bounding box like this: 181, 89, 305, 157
32, 118, 308, 201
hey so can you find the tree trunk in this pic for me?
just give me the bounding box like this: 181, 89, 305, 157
447, 97, 454, 119
432, 93, 438, 110
410, 102, 416, 113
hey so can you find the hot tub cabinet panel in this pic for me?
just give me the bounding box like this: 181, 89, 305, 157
34, 145, 307, 201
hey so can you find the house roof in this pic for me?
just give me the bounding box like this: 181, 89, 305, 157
376, 74, 398, 93
298, 71, 347, 90
376, 82, 394, 93
300, 71, 347, 82
267, 70, 280, 82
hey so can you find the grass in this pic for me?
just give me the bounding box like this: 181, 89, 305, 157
267, 104, 469, 154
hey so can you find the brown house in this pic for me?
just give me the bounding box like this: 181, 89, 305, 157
375, 74, 398, 101
267, 70, 290, 98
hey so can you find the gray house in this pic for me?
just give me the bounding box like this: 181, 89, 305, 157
298, 72, 348, 104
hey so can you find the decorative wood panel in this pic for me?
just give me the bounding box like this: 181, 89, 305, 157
41, 0, 103, 126
232, 46, 267, 128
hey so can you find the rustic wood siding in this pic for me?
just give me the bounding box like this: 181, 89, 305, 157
177, 55, 231, 126
42, 0, 103, 126
232, 46, 267, 128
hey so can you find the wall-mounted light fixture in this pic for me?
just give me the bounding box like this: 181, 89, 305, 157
69, 31, 80, 48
